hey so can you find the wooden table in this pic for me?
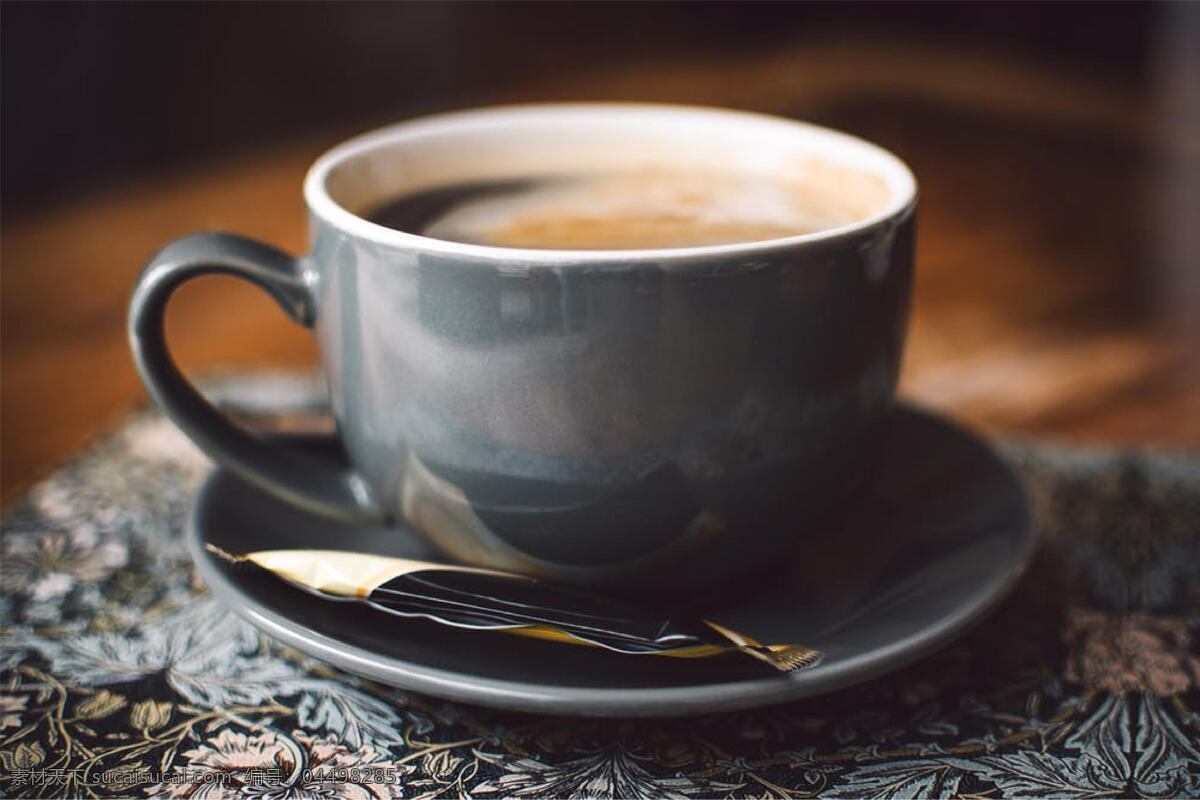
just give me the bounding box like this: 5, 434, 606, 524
4, 38, 1197, 504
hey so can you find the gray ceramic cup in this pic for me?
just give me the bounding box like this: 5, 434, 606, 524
130, 104, 917, 595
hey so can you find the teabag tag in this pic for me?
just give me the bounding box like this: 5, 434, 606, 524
207, 546, 821, 672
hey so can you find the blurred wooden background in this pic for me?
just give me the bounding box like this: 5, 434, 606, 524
3, 3, 1198, 503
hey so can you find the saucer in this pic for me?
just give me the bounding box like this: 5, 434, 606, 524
189, 405, 1035, 717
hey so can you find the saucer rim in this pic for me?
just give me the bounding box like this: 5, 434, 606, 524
188, 406, 1036, 717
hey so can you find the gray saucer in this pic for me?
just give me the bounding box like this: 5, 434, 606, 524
189, 405, 1035, 717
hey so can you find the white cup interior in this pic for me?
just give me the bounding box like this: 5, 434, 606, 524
305, 103, 917, 260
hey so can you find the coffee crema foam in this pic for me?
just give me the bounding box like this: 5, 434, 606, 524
393, 169, 870, 250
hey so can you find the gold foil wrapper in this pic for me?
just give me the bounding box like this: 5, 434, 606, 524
208, 546, 821, 673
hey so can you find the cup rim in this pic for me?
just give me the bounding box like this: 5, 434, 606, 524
304, 102, 918, 263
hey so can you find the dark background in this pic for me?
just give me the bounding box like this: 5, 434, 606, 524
3, 1, 1198, 503
1, 1, 1159, 214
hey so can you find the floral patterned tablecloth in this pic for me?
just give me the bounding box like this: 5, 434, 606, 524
1, 380, 1199, 799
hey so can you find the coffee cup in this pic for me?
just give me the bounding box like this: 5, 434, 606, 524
129, 103, 916, 595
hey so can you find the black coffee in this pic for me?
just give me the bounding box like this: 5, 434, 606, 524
367, 168, 864, 250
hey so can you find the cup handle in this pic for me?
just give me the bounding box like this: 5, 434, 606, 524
128, 232, 386, 523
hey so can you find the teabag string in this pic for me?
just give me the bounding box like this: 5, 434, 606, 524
206, 546, 821, 673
